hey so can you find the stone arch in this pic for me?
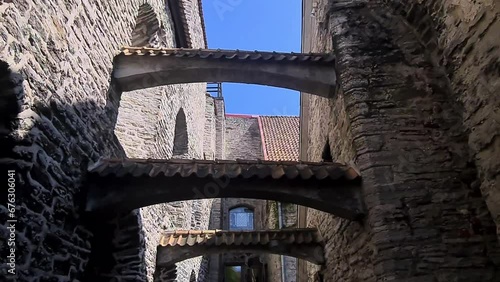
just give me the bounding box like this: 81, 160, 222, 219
156, 230, 325, 269
131, 3, 162, 47
113, 48, 337, 97
172, 108, 188, 157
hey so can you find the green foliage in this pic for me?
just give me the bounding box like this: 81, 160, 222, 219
225, 266, 241, 282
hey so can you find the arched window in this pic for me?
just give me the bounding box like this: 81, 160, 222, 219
130, 4, 161, 47
189, 270, 196, 282
229, 206, 254, 231
172, 108, 188, 157
321, 138, 332, 162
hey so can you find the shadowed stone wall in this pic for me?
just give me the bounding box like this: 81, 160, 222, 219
0, 0, 210, 281
301, 0, 500, 281
394, 0, 500, 238
113, 1, 210, 280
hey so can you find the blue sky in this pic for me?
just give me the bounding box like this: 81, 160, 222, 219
201, 0, 301, 116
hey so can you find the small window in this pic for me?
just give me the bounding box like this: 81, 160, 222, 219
172, 108, 188, 157
189, 270, 196, 282
229, 207, 254, 231
225, 266, 242, 282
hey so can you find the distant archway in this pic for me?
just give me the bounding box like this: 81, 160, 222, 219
130, 4, 162, 47
172, 108, 188, 157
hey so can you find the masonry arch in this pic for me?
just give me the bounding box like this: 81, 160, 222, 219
298, 1, 500, 281
172, 108, 188, 157
131, 4, 162, 47
85, 159, 364, 220
113, 48, 337, 97
155, 229, 325, 271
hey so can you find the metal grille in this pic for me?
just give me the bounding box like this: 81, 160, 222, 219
229, 207, 254, 230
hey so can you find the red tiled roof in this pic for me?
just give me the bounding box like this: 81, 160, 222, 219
258, 116, 300, 161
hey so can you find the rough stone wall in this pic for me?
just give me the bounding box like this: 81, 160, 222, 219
218, 116, 269, 280
220, 198, 268, 277
115, 3, 175, 159
301, 0, 500, 281
111, 1, 209, 281
265, 202, 281, 282
0, 0, 211, 281
388, 0, 500, 237
225, 116, 263, 160
302, 3, 366, 280
203, 95, 216, 160
0, 0, 173, 280
181, 0, 206, 48
207, 199, 222, 281
264, 201, 299, 282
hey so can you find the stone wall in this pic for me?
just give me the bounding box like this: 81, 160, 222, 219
181, 0, 206, 49
282, 203, 298, 282
105, 1, 210, 280
105, 0, 210, 280
301, 0, 500, 281
225, 115, 263, 160
0, 0, 211, 281
218, 115, 270, 281
391, 0, 500, 238
203, 95, 216, 160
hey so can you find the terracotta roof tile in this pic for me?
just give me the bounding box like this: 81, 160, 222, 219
118, 47, 336, 63
159, 229, 323, 247
259, 116, 300, 161
88, 158, 360, 181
